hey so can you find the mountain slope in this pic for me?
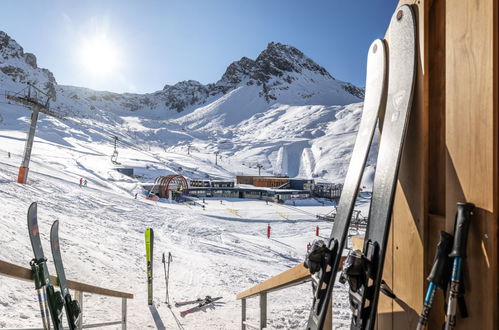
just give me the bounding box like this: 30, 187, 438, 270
0, 30, 372, 183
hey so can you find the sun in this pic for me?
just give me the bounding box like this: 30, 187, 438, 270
79, 35, 119, 76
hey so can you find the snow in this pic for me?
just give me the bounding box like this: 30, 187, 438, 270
0, 103, 370, 329
0, 32, 374, 329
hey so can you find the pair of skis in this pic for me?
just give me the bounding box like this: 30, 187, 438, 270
159, 250, 222, 318
175, 296, 223, 317
416, 203, 474, 330
28, 202, 80, 330
305, 5, 416, 330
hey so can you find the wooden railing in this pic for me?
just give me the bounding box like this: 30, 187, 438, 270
236, 236, 364, 330
236, 258, 344, 330
0, 259, 133, 330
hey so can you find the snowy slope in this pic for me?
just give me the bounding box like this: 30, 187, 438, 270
0, 108, 370, 328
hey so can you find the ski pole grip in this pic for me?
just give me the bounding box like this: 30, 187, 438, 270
449, 202, 475, 258
427, 231, 453, 288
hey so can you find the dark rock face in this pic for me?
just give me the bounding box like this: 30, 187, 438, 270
342, 83, 364, 99
0, 31, 58, 100
0, 66, 26, 81
24, 53, 37, 69
254, 42, 332, 81
217, 42, 332, 87
210, 42, 356, 102
163, 80, 210, 112
0, 31, 23, 59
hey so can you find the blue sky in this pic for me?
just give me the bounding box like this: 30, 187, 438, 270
0, 0, 398, 93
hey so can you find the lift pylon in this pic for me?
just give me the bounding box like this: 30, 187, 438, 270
5, 82, 53, 183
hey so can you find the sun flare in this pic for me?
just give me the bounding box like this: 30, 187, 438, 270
79, 35, 119, 76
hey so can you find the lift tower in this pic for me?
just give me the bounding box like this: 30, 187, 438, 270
5, 82, 56, 183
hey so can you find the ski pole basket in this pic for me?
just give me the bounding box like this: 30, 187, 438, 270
0, 259, 133, 329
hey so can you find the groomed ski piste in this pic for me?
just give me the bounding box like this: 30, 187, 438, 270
0, 102, 373, 329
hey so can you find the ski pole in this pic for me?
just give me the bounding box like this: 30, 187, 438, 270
167, 252, 172, 303
31, 258, 50, 330
444, 202, 474, 330
162, 253, 167, 304
416, 231, 453, 330
162, 252, 173, 305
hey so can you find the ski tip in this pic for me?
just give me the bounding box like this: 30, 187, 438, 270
50, 220, 60, 250
28, 202, 37, 214
51, 220, 60, 232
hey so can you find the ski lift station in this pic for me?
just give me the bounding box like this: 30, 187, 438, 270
143, 174, 322, 203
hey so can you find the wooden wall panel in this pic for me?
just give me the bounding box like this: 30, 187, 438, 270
445, 0, 498, 329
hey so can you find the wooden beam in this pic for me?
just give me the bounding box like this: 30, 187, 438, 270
236, 257, 345, 300
0, 259, 133, 299
236, 262, 311, 300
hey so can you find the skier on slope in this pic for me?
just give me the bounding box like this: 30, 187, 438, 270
79, 177, 82, 187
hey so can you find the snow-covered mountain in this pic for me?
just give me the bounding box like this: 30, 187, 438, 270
1, 30, 374, 183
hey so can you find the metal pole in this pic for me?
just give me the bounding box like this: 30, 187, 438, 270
75, 290, 83, 330
166, 253, 172, 304
18, 109, 39, 183
241, 298, 247, 330
121, 298, 127, 330
259, 292, 267, 330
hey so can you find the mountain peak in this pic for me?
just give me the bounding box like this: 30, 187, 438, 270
0, 31, 57, 98
256, 42, 332, 79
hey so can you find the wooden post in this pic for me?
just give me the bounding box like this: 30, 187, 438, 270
121, 297, 127, 330
241, 298, 247, 330
259, 292, 267, 329
75, 290, 83, 330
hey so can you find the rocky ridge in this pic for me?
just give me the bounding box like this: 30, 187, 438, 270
0, 32, 363, 119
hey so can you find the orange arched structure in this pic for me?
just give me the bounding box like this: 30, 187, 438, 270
154, 174, 188, 198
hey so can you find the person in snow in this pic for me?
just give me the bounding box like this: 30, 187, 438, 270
84, 179, 88, 187
79, 178, 83, 187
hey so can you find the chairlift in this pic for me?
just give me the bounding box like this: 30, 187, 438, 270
111, 136, 121, 164
111, 149, 120, 164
